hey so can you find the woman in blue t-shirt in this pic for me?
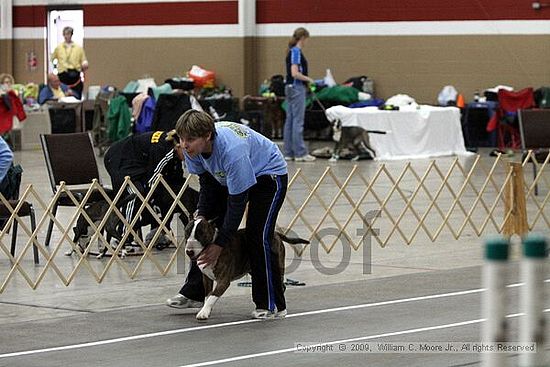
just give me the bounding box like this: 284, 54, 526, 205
284, 27, 316, 162
167, 109, 289, 319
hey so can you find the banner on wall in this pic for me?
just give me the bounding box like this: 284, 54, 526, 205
26, 50, 37, 71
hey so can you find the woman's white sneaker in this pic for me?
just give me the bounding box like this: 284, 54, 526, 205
294, 154, 316, 162
166, 294, 204, 309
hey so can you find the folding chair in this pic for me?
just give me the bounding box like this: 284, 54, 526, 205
40, 132, 112, 247
518, 109, 550, 195
0, 164, 39, 264
487, 88, 534, 151
1, 200, 39, 264
46, 101, 82, 133
91, 88, 117, 156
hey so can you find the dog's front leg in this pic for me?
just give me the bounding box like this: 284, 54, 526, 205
329, 140, 340, 162
196, 280, 230, 321
196, 295, 218, 321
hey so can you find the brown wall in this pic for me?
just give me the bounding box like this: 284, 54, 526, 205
83, 38, 246, 97
243, 36, 259, 97
6, 34, 550, 103
257, 35, 550, 104
8, 1, 550, 102
0, 40, 14, 76
11, 39, 45, 85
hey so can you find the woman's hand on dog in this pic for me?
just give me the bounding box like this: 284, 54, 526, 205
197, 243, 223, 267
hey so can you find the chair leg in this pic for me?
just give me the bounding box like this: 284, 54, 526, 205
45, 202, 59, 247
9, 209, 39, 265
533, 162, 539, 196
10, 219, 18, 258
30, 207, 39, 265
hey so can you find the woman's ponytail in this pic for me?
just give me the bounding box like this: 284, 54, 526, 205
288, 27, 310, 49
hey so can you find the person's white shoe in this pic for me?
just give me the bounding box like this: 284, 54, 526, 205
295, 154, 316, 162
252, 308, 287, 319
274, 309, 287, 318
166, 294, 204, 309
284, 156, 294, 161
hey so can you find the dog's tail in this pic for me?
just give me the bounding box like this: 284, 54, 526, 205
277, 232, 310, 245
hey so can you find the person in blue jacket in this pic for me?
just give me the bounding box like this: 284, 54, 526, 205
0, 137, 13, 181
166, 109, 288, 319
38, 73, 75, 104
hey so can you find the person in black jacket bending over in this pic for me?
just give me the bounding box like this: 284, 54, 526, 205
104, 130, 198, 247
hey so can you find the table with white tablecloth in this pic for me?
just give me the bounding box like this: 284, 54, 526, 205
325, 105, 469, 160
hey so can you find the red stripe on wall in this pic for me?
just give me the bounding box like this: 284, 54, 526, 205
257, 0, 549, 23
83, 1, 237, 26
13, 1, 237, 28
13, 0, 548, 28
13, 5, 47, 27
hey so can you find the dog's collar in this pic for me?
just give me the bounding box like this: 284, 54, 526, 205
189, 228, 220, 263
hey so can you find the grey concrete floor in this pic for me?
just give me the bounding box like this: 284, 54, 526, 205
0, 265, 548, 367
0, 143, 548, 367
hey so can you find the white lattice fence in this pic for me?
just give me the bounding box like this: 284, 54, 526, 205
1, 152, 549, 291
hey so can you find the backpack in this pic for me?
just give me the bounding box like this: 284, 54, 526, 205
0, 164, 23, 200
269, 75, 285, 97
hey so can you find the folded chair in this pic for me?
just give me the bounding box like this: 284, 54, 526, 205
487, 88, 534, 151
91, 88, 117, 156
40, 132, 112, 247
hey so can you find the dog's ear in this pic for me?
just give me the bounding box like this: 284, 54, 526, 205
73, 227, 79, 236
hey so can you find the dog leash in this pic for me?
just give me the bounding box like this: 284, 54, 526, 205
238, 278, 306, 287
285, 278, 306, 286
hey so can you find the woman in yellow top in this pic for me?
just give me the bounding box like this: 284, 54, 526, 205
51, 26, 88, 99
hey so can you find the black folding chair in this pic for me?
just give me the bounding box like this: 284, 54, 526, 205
40, 132, 112, 247
518, 108, 550, 195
